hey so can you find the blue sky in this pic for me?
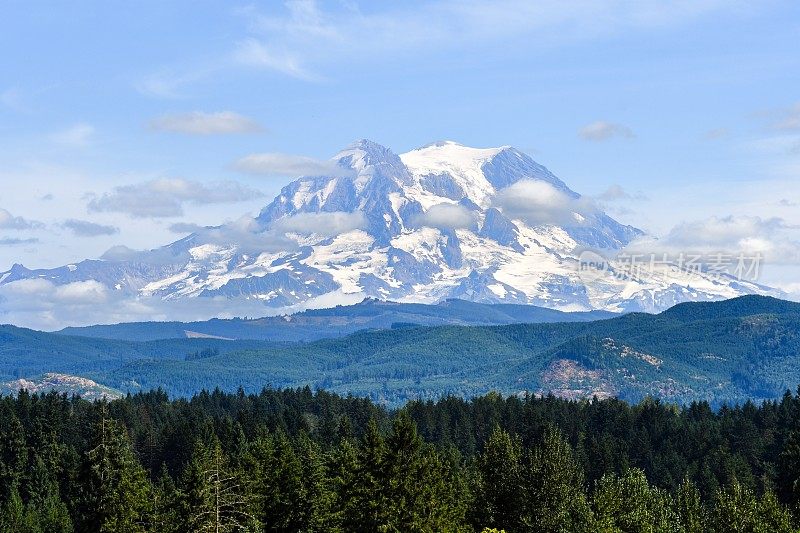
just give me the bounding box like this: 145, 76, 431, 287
1, 0, 800, 292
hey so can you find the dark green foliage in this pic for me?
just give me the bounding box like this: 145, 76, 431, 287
5, 295, 800, 406
2, 385, 800, 531
244, 431, 330, 531
75, 405, 151, 532
0, 410, 27, 500
336, 413, 469, 532
520, 426, 593, 531
474, 426, 524, 530
180, 439, 258, 532
185, 347, 220, 361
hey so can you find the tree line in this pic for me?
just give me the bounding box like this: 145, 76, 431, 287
4, 386, 800, 531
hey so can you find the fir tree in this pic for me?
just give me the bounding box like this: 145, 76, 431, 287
520, 426, 593, 532
340, 418, 388, 533
75, 406, 151, 533
181, 438, 258, 533
0, 411, 28, 501
149, 466, 181, 533
244, 431, 306, 532
474, 425, 523, 531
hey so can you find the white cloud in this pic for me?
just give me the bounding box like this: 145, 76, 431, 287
133, 0, 742, 92
164, 213, 365, 255
595, 184, 648, 202
772, 102, 800, 131
273, 211, 366, 236
663, 215, 789, 248
137, 76, 178, 99
51, 123, 94, 147
627, 215, 800, 266
62, 219, 119, 237
173, 211, 366, 250
0, 279, 108, 320
53, 280, 109, 304
233, 39, 317, 80
234, 1, 738, 80
578, 121, 635, 141
0, 276, 366, 330
168, 222, 206, 234
0, 208, 43, 230
281, 289, 366, 315
99, 217, 293, 262
99, 245, 190, 267
197, 215, 298, 254
87, 178, 264, 218
135, 66, 215, 99
415, 203, 475, 229
149, 111, 262, 135
493, 180, 597, 226
749, 134, 800, 156
0, 237, 38, 246
234, 153, 353, 177
782, 282, 800, 299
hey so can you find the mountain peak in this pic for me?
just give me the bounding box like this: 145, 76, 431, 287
336, 139, 394, 161
403, 141, 507, 161
417, 140, 466, 149
347, 138, 390, 151
1, 138, 781, 328
333, 139, 407, 177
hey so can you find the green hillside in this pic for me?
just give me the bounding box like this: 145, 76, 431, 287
3, 295, 800, 406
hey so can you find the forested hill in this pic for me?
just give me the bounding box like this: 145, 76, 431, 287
3, 295, 800, 405
2, 386, 800, 531
56, 298, 615, 342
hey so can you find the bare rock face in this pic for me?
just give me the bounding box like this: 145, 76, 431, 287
0, 373, 122, 400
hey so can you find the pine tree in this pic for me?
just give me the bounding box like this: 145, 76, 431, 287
330, 436, 360, 530
149, 466, 181, 533
0, 488, 28, 533
520, 426, 593, 532
75, 406, 152, 533
339, 413, 467, 532
24, 453, 73, 532
0, 411, 28, 501
778, 428, 800, 504
182, 438, 258, 533
294, 432, 337, 532
380, 410, 466, 531
32, 492, 74, 533
753, 490, 793, 533
474, 425, 523, 531
340, 418, 387, 533
244, 431, 306, 532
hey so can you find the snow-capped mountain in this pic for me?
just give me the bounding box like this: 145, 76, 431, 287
0, 140, 780, 318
